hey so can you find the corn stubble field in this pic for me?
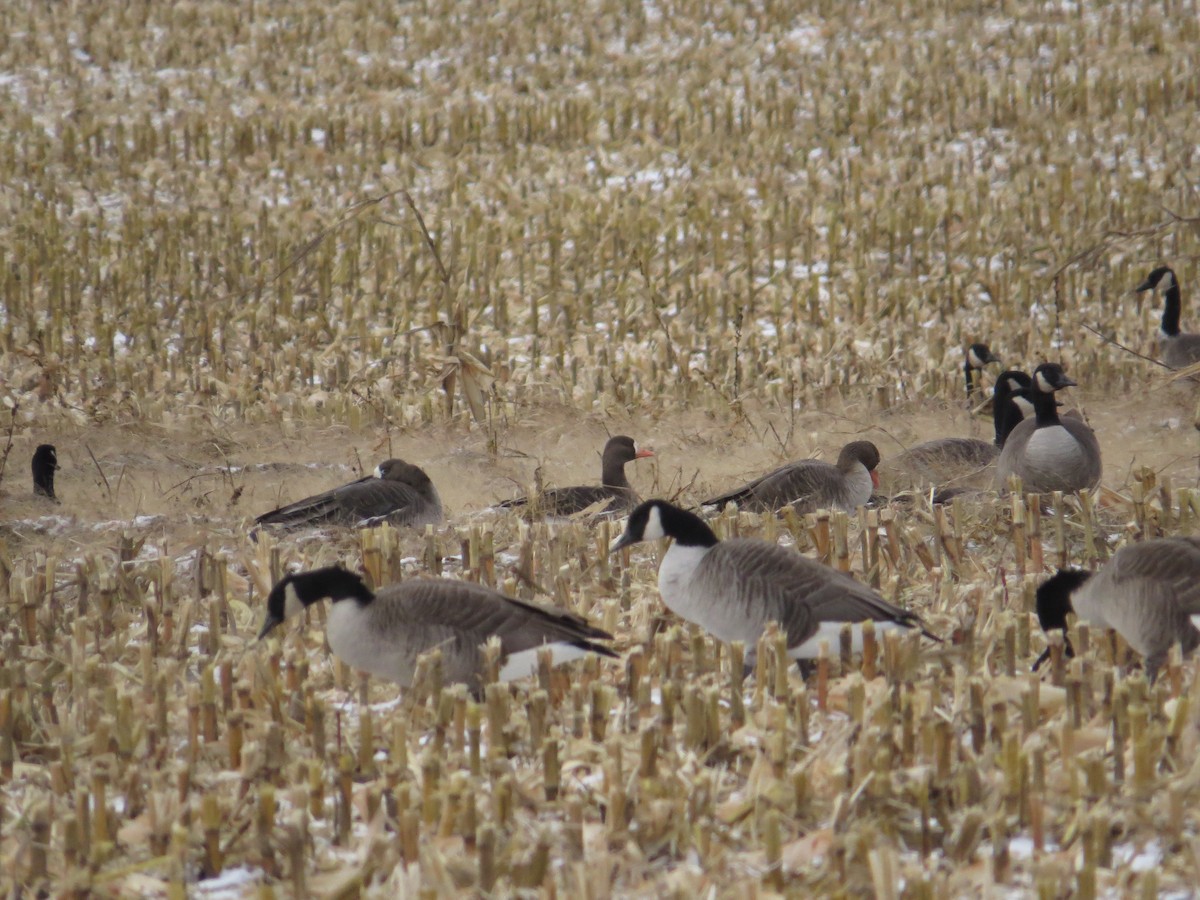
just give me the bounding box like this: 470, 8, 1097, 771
3, 0, 1200, 895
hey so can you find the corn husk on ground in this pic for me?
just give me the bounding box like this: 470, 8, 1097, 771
4, 0, 1200, 895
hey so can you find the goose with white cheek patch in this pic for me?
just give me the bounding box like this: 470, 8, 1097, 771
1135, 266, 1200, 370
256, 566, 618, 694
702, 440, 881, 515
497, 435, 653, 518
963, 341, 1002, 399
610, 500, 938, 666
32, 444, 59, 501
1033, 537, 1200, 681
255, 459, 443, 530
994, 363, 1102, 494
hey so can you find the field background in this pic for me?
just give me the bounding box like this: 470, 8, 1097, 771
3, 0, 1200, 895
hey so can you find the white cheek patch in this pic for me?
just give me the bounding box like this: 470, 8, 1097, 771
1163, 271, 1176, 290
373, 465, 385, 479
642, 505, 667, 541
283, 582, 305, 619
1035, 371, 1053, 393
1012, 396, 1035, 417
1190, 614, 1200, 631
968, 348, 983, 368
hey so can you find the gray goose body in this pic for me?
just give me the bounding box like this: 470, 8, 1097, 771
881, 370, 1034, 496
1136, 266, 1200, 370
703, 440, 880, 515
1036, 537, 1200, 679
995, 364, 1101, 494
255, 459, 443, 530
258, 567, 617, 692
498, 435, 653, 518
611, 500, 935, 661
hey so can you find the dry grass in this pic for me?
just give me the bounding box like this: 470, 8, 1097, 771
3, 0, 1200, 895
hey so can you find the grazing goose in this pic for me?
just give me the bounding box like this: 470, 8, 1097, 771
255, 459, 443, 530
497, 435, 653, 518
964, 342, 1002, 399
610, 500, 937, 664
702, 440, 881, 515
994, 363, 1102, 494
32, 444, 58, 500
1135, 266, 1200, 370
1033, 537, 1200, 680
257, 566, 618, 693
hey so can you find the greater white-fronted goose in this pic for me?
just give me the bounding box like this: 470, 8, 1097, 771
1135, 266, 1200, 370
610, 500, 937, 664
32, 444, 58, 500
257, 566, 618, 693
964, 341, 1001, 399
702, 440, 880, 515
1034, 537, 1200, 680
255, 459, 443, 530
994, 363, 1102, 494
497, 435, 653, 518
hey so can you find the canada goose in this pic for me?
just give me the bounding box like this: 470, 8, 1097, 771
879, 369, 1034, 495
497, 435, 653, 518
32, 444, 58, 500
257, 566, 618, 693
1135, 266, 1200, 370
255, 459, 443, 530
964, 342, 1002, 399
702, 440, 881, 515
610, 500, 937, 663
994, 363, 1102, 494
1033, 537, 1200, 680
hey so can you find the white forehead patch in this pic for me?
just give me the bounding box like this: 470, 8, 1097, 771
283, 582, 305, 619
373, 464, 384, 479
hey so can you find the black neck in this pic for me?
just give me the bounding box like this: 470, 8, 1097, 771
964, 359, 976, 397
1032, 387, 1062, 428
663, 504, 720, 547
1161, 283, 1182, 337
296, 567, 375, 606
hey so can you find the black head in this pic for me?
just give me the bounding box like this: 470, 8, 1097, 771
966, 343, 1001, 369
32, 444, 58, 499
1032, 568, 1091, 671
376, 459, 432, 488
609, 499, 718, 553
1031, 363, 1077, 394
257, 566, 375, 640
1135, 266, 1175, 293
1035, 568, 1091, 632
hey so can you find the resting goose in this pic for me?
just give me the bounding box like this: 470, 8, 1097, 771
32, 444, 58, 500
1034, 537, 1200, 680
255, 459, 443, 530
257, 566, 618, 692
702, 440, 881, 515
881, 371, 1034, 495
994, 363, 1102, 494
610, 499, 937, 664
1135, 266, 1200, 370
497, 435, 653, 518
964, 342, 1002, 399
